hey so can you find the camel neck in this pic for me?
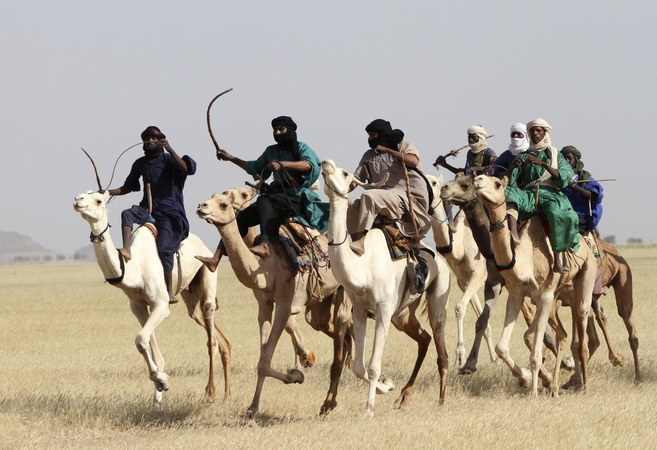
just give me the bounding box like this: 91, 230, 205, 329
215, 221, 265, 290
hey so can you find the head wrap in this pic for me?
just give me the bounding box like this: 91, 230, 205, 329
526, 118, 558, 183
561, 145, 591, 181
365, 119, 404, 150
271, 116, 297, 131
141, 126, 166, 141
508, 123, 529, 156
467, 125, 489, 154
271, 116, 299, 159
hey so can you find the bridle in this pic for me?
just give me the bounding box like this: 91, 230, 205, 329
89, 223, 111, 243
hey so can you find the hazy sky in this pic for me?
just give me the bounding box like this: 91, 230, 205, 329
2, 1, 656, 255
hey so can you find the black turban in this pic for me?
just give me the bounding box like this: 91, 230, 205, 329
271, 116, 299, 159
271, 116, 297, 131
365, 119, 404, 150
141, 126, 166, 141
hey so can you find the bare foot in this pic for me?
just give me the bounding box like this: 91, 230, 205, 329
349, 240, 365, 255
195, 255, 218, 273
119, 248, 132, 261
249, 242, 271, 258
553, 254, 569, 274
168, 292, 178, 304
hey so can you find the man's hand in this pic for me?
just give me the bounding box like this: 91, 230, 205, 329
216, 149, 233, 161
160, 139, 173, 152
434, 155, 447, 167
267, 160, 284, 172
524, 154, 542, 166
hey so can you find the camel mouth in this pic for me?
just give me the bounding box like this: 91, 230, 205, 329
321, 159, 335, 175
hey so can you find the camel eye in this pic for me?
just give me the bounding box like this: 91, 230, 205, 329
241, 193, 248, 199
96, 199, 102, 205
341, 170, 348, 178
220, 203, 228, 210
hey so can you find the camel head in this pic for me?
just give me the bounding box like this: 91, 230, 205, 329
425, 174, 444, 210
440, 173, 477, 205
321, 159, 352, 199
222, 187, 256, 213
196, 193, 236, 225
473, 175, 508, 206
73, 190, 110, 225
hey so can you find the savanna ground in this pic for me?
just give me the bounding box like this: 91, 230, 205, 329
1, 245, 656, 449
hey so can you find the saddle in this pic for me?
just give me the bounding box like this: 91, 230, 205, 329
273, 220, 328, 273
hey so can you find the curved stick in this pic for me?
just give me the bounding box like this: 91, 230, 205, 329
206, 88, 234, 152
81, 147, 103, 191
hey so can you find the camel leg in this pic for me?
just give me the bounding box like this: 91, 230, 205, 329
425, 266, 451, 405
284, 315, 315, 369
611, 272, 641, 383
182, 289, 233, 401
495, 294, 532, 387
351, 302, 369, 383
364, 300, 395, 417
320, 287, 353, 416
526, 294, 555, 396
461, 278, 502, 375
566, 271, 594, 393
129, 299, 171, 408
454, 282, 480, 369
246, 300, 304, 420
391, 300, 431, 409
546, 300, 569, 396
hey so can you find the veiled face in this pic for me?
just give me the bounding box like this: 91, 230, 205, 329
467, 133, 480, 144
563, 152, 577, 169
511, 131, 525, 139
529, 127, 546, 144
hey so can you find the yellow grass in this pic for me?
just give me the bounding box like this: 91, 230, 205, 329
1, 245, 657, 449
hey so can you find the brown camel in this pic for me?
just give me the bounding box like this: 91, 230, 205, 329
427, 174, 498, 371
557, 235, 640, 385
473, 175, 597, 395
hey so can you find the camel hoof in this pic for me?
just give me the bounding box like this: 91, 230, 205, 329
609, 353, 625, 367
393, 391, 411, 409
300, 351, 316, 368
560, 356, 575, 371
458, 365, 477, 376
319, 400, 337, 416
376, 377, 395, 394
285, 369, 304, 384
561, 375, 583, 391
244, 408, 257, 421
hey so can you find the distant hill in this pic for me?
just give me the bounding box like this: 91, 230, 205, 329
0, 230, 64, 265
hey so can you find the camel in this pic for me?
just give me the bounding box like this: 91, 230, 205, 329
73, 190, 231, 408
196, 192, 354, 419
321, 159, 451, 415
472, 175, 597, 395
555, 235, 640, 385
426, 174, 498, 370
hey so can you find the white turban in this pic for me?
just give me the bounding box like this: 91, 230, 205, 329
508, 122, 529, 156
526, 118, 558, 184
467, 125, 489, 154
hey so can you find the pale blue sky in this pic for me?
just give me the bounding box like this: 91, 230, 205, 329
1, 1, 655, 254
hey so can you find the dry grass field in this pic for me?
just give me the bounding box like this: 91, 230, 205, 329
1, 245, 657, 449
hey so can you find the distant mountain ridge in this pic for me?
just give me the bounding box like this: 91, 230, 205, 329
0, 230, 53, 253
0, 230, 73, 265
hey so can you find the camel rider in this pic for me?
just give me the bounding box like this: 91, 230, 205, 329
197, 116, 329, 269
504, 118, 579, 274
347, 119, 432, 255
560, 146, 604, 236
492, 123, 530, 178
108, 126, 197, 304
435, 125, 498, 176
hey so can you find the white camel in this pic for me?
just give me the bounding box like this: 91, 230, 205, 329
321, 159, 451, 416
473, 175, 596, 395
427, 174, 497, 370
73, 190, 231, 408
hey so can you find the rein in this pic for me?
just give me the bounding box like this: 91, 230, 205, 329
90, 223, 111, 243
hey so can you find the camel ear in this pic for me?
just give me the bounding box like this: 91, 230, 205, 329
103, 190, 110, 202
434, 174, 443, 186
500, 176, 509, 189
